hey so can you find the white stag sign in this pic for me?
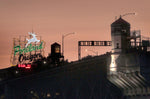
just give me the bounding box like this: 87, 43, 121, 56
25, 32, 40, 47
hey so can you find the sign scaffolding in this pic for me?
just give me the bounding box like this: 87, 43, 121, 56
10, 32, 45, 67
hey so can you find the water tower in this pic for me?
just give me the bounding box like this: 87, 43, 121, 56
110, 16, 131, 74
47, 42, 64, 64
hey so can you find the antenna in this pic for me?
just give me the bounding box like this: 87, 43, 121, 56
32, 25, 34, 33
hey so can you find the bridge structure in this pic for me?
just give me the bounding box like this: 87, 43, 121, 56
0, 55, 114, 99
78, 41, 111, 60
1, 52, 150, 99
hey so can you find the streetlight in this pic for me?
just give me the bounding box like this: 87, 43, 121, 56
62, 32, 75, 57
115, 13, 136, 20
121, 12, 136, 17
85, 49, 98, 56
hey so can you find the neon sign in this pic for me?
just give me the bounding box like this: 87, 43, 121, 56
14, 42, 43, 56
18, 53, 42, 62
18, 64, 31, 69
25, 32, 40, 47
11, 32, 45, 66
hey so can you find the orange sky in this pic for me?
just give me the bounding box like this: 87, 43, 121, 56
0, 0, 150, 69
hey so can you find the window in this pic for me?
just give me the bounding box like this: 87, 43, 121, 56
55, 47, 60, 53
116, 43, 119, 48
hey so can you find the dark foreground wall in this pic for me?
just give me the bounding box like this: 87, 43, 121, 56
140, 52, 150, 83
2, 52, 150, 99
3, 55, 122, 99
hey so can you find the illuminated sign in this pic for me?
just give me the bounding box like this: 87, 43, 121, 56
14, 42, 43, 56
19, 53, 42, 62
25, 32, 40, 47
10, 32, 45, 66
18, 64, 31, 69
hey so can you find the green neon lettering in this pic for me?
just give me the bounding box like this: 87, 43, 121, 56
39, 42, 43, 49
14, 46, 21, 56
14, 42, 43, 56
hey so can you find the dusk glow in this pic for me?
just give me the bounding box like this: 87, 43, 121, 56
0, 0, 150, 69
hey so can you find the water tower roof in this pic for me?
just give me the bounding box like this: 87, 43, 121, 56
51, 42, 60, 46
111, 17, 130, 26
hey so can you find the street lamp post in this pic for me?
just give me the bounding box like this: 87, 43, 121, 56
121, 12, 136, 17
115, 13, 136, 20
62, 32, 75, 57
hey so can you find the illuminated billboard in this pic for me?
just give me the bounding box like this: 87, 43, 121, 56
10, 32, 45, 67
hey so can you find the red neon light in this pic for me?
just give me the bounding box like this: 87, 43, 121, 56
25, 66, 31, 69
18, 64, 31, 69
18, 64, 26, 68
22, 64, 26, 67
25, 64, 31, 69
18, 64, 21, 67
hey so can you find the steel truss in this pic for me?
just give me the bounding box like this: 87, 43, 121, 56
78, 41, 111, 60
